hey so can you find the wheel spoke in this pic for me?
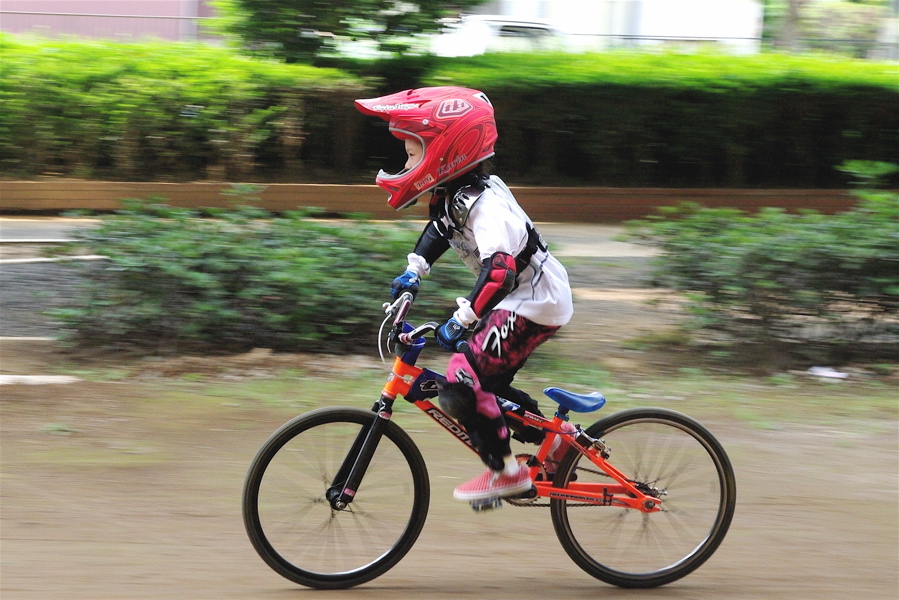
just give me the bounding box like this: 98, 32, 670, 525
551, 408, 735, 588
243, 408, 429, 589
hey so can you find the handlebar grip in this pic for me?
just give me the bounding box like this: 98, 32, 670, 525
454, 340, 470, 354
391, 292, 414, 326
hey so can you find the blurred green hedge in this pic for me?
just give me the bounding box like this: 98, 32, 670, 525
420, 52, 899, 187
0, 35, 365, 182
3, 34, 897, 188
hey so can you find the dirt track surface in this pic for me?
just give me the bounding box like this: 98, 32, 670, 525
2, 223, 898, 599
2, 360, 896, 600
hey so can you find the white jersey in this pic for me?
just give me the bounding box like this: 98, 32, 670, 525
439, 176, 573, 327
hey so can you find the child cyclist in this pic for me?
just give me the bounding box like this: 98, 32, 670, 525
355, 87, 573, 503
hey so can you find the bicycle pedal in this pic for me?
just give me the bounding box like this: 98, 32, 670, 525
469, 497, 503, 512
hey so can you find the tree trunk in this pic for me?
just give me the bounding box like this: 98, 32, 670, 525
779, 0, 806, 53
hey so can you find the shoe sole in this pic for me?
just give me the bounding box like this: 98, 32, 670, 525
453, 481, 533, 502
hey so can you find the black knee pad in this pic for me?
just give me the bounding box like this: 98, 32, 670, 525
438, 382, 476, 421
440, 383, 511, 471
496, 387, 546, 445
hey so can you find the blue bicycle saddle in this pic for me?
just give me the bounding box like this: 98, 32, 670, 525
543, 387, 606, 413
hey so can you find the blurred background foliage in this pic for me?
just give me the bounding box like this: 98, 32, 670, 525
51, 196, 470, 353
1, 34, 896, 188
3, 4, 896, 358
0, 35, 365, 182
47, 164, 898, 358
419, 51, 898, 187
206, 0, 489, 63
626, 161, 899, 359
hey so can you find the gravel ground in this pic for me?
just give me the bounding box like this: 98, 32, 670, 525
0, 261, 96, 338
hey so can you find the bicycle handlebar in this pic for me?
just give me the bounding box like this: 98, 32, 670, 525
398, 322, 438, 344
386, 291, 415, 326
384, 292, 470, 353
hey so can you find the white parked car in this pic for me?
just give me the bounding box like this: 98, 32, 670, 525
431, 15, 568, 57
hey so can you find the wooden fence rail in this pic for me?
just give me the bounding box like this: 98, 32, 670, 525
0, 181, 857, 222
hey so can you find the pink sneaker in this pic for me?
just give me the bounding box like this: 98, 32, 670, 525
453, 463, 532, 502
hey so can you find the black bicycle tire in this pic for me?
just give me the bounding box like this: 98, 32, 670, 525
242, 406, 430, 589
550, 407, 736, 588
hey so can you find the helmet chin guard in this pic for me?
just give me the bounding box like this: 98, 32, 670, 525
355, 87, 497, 209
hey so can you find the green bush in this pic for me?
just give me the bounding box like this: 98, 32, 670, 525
0, 35, 365, 180
625, 162, 899, 351
51, 199, 470, 353
423, 51, 899, 188
3, 34, 897, 189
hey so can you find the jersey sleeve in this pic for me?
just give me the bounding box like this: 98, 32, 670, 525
468, 194, 529, 260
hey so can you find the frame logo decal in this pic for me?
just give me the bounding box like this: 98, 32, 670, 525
425, 406, 474, 448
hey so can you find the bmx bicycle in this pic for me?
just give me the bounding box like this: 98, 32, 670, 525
242, 292, 736, 589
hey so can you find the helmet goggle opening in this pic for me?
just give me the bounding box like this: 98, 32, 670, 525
377, 129, 426, 180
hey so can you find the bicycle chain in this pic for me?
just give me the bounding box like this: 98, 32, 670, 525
505, 497, 549, 507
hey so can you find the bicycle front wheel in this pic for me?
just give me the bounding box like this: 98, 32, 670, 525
242, 407, 430, 589
551, 408, 736, 588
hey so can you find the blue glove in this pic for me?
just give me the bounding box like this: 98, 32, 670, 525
436, 317, 467, 351
391, 270, 420, 300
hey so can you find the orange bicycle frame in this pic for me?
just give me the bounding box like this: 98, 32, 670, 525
385, 354, 661, 513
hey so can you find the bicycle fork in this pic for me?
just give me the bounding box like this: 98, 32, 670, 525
326, 396, 394, 510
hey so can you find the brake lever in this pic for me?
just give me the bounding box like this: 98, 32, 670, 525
382, 299, 402, 321
382, 297, 401, 317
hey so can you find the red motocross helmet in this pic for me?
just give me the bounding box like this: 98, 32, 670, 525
355, 86, 498, 209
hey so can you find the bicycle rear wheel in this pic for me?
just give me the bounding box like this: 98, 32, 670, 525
551, 408, 736, 588
242, 407, 430, 589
